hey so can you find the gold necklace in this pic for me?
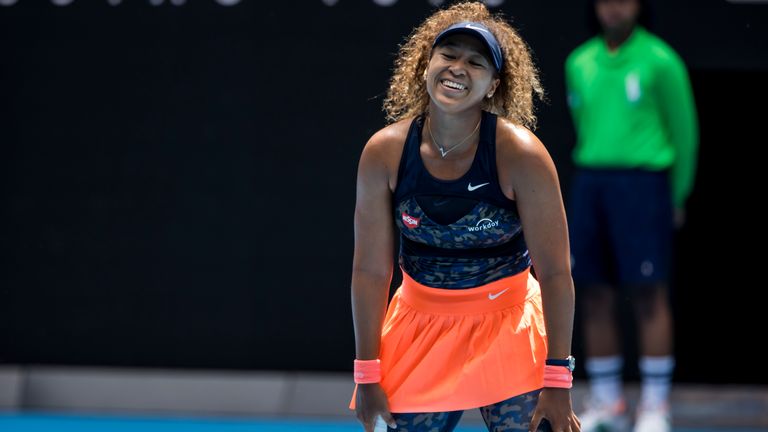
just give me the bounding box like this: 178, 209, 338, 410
426, 115, 481, 158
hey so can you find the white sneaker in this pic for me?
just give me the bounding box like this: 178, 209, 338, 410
579, 399, 630, 432
633, 404, 671, 432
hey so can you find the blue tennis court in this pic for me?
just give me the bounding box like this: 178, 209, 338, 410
1, 413, 765, 432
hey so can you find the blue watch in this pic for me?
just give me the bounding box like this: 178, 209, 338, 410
545, 355, 575, 372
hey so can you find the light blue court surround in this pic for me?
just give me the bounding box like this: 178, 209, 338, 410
0, 413, 764, 432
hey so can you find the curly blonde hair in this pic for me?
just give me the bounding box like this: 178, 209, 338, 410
383, 1, 544, 129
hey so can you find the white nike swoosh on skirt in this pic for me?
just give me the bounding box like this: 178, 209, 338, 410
488, 287, 510, 300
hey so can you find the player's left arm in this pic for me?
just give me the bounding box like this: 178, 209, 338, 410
501, 125, 579, 432
505, 125, 573, 363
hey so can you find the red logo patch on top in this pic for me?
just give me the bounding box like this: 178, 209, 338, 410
401, 211, 420, 228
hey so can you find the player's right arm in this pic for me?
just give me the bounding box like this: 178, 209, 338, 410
351, 129, 398, 432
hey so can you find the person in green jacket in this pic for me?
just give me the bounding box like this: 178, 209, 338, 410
564, 1, 698, 431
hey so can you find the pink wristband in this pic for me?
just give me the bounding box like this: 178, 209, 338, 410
353, 359, 381, 384
543, 365, 573, 389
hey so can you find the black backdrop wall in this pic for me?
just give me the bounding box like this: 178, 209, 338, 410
1, 0, 766, 384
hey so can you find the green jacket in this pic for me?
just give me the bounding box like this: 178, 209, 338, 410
565, 26, 699, 208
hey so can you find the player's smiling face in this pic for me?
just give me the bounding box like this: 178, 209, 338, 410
425, 34, 499, 114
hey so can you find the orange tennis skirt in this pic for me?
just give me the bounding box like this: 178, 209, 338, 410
348, 265, 548, 413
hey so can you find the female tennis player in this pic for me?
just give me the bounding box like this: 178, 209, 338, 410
349, 2, 580, 431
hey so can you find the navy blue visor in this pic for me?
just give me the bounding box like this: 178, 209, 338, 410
432, 21, 503, 72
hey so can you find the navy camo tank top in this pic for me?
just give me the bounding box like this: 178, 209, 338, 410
392, 110, 531, 289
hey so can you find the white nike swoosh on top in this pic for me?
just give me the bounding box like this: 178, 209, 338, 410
488, 287, 510, 300
465, 23, 491, 35
467, 182, 489, 191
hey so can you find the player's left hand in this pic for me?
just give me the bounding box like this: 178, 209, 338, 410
529, 388, 581, 432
